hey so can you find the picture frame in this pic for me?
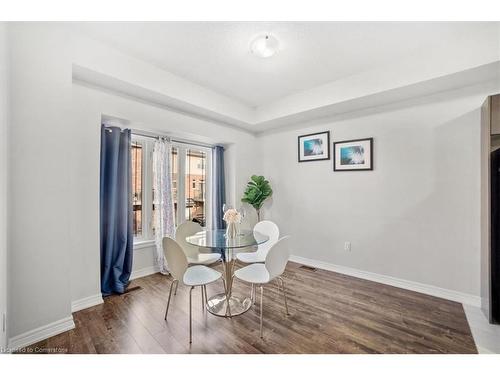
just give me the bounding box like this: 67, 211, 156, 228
333, 137, 373, 171
297, 131, 330, 162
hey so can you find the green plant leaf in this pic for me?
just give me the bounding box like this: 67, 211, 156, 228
241, 175, 273, 212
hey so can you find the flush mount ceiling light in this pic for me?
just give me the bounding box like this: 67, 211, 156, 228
250, 34, 279, 58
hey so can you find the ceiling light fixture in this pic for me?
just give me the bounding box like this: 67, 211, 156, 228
250, 34, 279, 58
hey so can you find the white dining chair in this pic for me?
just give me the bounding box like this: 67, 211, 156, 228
162, 237, 229, 343
236, 220, 279, 264
176, 221, 221, 265
233, 236, 291, 338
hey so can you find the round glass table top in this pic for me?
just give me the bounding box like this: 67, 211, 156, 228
186, 229, 269, 249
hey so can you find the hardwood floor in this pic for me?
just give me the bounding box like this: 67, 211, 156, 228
22, 262, 477, 354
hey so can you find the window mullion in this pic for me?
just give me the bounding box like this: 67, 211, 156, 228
206, 150, 212, 230
177, 145, 187, 226
131, 138, 145, 240
143, 141, 153, 240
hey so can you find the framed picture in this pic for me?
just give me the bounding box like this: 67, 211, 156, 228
297, 131, 330, 162
333, 138, 373, 171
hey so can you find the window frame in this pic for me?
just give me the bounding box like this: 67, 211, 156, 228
131, 138, 146, 241
131, 135, 213, 245
172, 141, 212, 231
142, 140, 154, 241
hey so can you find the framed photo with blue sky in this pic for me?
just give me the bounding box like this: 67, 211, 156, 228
297, 131, 330, 162
333, 138, 373, 171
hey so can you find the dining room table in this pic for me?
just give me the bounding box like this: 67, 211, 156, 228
185, 228, 269, 317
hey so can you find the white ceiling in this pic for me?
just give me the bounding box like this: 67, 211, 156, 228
71, 22, 498, 108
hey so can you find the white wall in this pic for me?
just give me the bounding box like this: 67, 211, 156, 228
8, 24, 73, 339
0, 22, 9, 350
259, 85, 497, 298
480, 96, 491, 317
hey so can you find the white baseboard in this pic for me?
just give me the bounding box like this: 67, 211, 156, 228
289, 255, 481, 307
130, 265, 159, 280
8, 316, 75, 350
8, 266, 158, 350
71, 294, 104, 313
71, 268, 158, 315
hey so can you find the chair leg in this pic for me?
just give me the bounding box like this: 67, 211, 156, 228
253, 284, 257, 305
250, 283, 254, 303
164, 279, 177, 321
259, 285, 264, 338
189, 286, 194, 344
278, 277, 290, 316
203, 285, 208, 304
222, 278, 232, 318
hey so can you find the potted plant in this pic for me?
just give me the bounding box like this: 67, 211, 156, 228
241, 175, 273, 222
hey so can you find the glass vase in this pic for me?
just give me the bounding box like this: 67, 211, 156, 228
226, 222, 238, 239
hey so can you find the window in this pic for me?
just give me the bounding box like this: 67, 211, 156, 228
131, 135, 212, 243
171, 147, 178, 226
185, 149, 207, 226
131, 140, 143, 237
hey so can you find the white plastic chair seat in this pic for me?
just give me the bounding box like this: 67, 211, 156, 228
235, 221, 279, 265
183, 265, 222, 286
187, 252, 221, 265
236, 251, 265, 264
234, 263, 271, 285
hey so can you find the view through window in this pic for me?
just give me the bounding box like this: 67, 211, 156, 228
185, 149, 206, 226
131, 140, 143, 237
171, 147, 178, 226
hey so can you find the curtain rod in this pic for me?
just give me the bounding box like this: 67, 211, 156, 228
104, 125, 217, 150
131, 129, 216, 149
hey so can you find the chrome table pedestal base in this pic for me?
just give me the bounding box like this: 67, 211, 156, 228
185, 230, 270, 319
206, 293, 252, 317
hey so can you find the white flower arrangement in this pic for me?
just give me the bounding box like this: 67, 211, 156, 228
223, 208, 242, 224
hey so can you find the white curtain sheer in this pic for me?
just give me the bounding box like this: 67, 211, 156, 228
152, 138, 176, 274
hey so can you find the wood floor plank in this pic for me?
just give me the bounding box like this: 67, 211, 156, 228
20, 262, 477, 354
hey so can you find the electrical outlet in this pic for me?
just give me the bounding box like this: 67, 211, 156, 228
344, 241, 351, 252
